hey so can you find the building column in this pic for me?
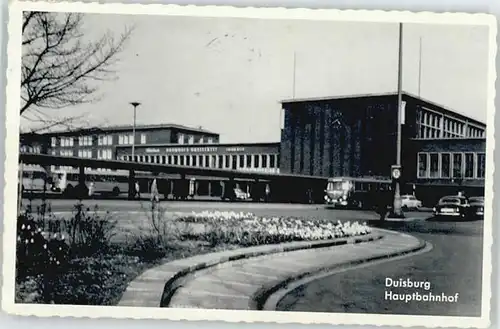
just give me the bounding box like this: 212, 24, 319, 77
128, 170, 136, 200
440, 114, 445, 138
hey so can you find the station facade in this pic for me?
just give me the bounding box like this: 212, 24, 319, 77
279, 92, 487, 200
20, 123, 280, 174
19, 92, 487, 203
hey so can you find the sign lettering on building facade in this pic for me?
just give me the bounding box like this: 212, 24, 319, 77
164, 147, 218, 153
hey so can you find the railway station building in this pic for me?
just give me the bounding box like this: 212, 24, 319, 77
20, 123, 280, 174
279, 92, 487, 203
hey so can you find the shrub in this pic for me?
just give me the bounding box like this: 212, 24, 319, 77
16, 211, 70, 280
129, 195, 185, 261
64, 202, 117, 256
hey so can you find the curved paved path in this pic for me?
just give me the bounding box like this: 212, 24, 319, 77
165, 230, 425, 310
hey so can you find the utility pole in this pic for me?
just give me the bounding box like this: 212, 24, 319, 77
390, 22, 405, 219
130, 102, 141, 162
292, 51, 297, 99
418, 37, 422, 97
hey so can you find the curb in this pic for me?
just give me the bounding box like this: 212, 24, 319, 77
159, 232, 383, 307
249, 233, 428, 311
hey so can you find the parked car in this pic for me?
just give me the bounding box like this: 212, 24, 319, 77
401, 194, 422, 211
433, 195, 470, 219
234, 188, 250, 200
222, 187, 250, 201
468, 196, 484, 219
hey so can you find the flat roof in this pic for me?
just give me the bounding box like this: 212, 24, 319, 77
29, 123, 219, 136
280, 91, 486, 128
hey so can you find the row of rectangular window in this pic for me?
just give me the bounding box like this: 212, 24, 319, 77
178, 134, 214, 145
51, 134, 148, 147
20, 145, 42, 153
417, 109, 485, 139
49, 166, 113, 172
55, 148, 113, 159
121, 153, 279, 169
417, 152, 486, 179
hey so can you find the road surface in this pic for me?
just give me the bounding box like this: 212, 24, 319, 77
275, 218, 484, 317
21, 198, 430, 223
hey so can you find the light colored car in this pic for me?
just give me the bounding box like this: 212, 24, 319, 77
234, 188, 250, 200
401, 194, 422, 210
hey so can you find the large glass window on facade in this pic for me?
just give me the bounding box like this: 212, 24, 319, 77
232, 155, 237, 169
270, 154, 276, 168
254, 154, 260, 168
262, 154, 268, 168
464, 153, 474, 178
441, 153, 451, 178
429, 153, 439, 177
218, 155, 224, 168
418, 153, 428, 178
452, 153, 463, 178
476, 153, 486, 178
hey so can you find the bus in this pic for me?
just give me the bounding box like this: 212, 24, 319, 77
324, 176, 392, 210
52, 168, 130, 198
19, 165, 53, 194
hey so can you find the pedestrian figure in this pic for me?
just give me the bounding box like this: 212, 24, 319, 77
88, 182, 95, 197
265, 184, 271, 202
134, 181, 141, 200
189, 179, 195, 199
151, 178, 159, 203
376, 186, 392, 221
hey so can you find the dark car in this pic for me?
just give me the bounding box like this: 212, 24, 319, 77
433, 195, 470, 219
468, 196, 484, 219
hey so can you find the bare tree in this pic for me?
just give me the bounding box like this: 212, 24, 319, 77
21, 11, 133, 128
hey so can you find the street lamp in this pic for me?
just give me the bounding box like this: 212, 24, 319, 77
130, 102, 141, 161
390, 22, 405, 219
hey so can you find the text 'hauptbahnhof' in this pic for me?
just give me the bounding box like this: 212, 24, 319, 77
20, 92, 486, 206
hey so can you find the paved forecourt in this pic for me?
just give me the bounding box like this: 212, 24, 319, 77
119, 228, 426, 309
166, 230, 424, 310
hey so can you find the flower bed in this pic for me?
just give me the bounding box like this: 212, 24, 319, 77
177, 211, 372, 246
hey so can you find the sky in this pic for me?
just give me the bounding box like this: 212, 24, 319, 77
20, 13, 492, 143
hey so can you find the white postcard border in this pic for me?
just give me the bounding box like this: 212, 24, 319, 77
2, 1, 497, 328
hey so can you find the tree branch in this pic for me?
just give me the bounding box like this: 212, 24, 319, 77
20, 11, 134, 120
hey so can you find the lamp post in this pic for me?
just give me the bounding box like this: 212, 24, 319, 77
130, 102, 141, 161
390, 22, 405, 218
